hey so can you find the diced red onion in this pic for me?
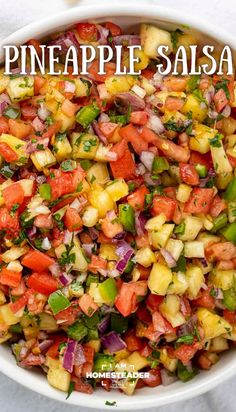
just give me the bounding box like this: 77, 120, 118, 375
20, 353, 45, 366
112, 35, 141, 46
108, 268, 120, 278
59, 272, 73, 286
136, 163, 146, 176
208, 109, 218, 120
88, 227, 99, 240
98, 315, 110, 334
98, 113, 110, 123
160, 248, 176, 268
116, 241, 134, 258
74, 344, 86, 366
221, 104, 231, 118
64, 80, 76, 93
70, 198, 81, 212
41, 237, 51, 251
26, 138, 49, 154
101, 331, 126, 353
144, 172, 161, 186
101, 304, 116, 315
160, 369, 178, 386
38, 340, 54, 353
64, 230, 73, 244
82, 243, 95, 257
201, 282, 208, 291
146, 113, 165, 134
26, 226, 37, 238
135, 212, 147, 237
38, 103, 50, 121
98, 26, 109, 45
140, 151, 155, 171
116, 249, 133, 273
92, 120, 108, 145
177, 315, 197, 337
49, 262, 61, 277
0, 93, 11, 115
0, 101, 8, 115
50, 31, 80, 54
36, 175, 47, 184
63, 339, 77, 373
200, 102, 207, 110
115, 92, 145, 113
32, 116, 45, 132
112, 231, 126, 242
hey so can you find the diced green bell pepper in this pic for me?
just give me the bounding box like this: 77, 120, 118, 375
9, 323, 23, 334
211, 213, 228, 233
98, 278, 118, 304
3, 106, 21, 119
80, 159, 92, 171
67, 321, 88, 341
195, 164, 207, 178
152, 156, 169, 174
223, 288, 236, 311
39, 183, 52, 200
76, 104, 100, 128
224, 177, 236, 201
93, 354, 115, 372
220, 221, 236, 243
48, 290, 70, 315
177, 361, 198, 382
119, 204, 135, 233
84, 311, 100, 328
87, 328, 99, 340
111, 313, 129, 334
86, 273, 99, 287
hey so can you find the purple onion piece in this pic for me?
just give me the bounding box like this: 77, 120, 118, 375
26, 226, 37, 238
38, 340, 54, 353
74, 344, 86, 366
98, 315, 110, 334
116, 240, 134, 258
63, 339, 77, 373
101, 331, 127, 353
160, 248, 176, 268
177, 315, 198, 337
115, 92, 145, 114
160, 369, 178, 386
88, 227, 99, 240
116, 249, 134, 273
82, 243, 95, 257
92, 120, 108, 145
49, 31, 80, 55
135, 212, 147, 237
112, 35, 141, 46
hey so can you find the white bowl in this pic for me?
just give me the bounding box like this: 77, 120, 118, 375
0, 3, 236, 409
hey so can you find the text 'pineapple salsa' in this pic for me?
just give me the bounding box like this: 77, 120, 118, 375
0, 20, 236, 398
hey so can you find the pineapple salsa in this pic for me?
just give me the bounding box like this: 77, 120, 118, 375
0, 20, 235, 397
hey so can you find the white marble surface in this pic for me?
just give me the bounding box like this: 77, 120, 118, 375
0, 0, 235, 411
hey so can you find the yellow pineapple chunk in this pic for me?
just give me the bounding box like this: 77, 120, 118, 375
148, 263, 172, 295
197, 308, 232, 339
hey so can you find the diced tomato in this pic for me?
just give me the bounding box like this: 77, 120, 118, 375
11, 279, 26, 296
46, 336, 67, 359
137, 264, 150, 280
99, 122, 118, 139
124, 330, 143, 351
61, 99, 77, 117
21, 105, 37, 120
184, 188, 214, 214
55, 301, 81, 325
214, 88, 228, 112
151, 195, 177, 220
109, 149, 136, 180
109, 138, 127, 159
103, 21, 122, 36
9, 292, 28, 313
190, 151, 213, 170
42, 121, 61, 140
0, 142, 18, 162
205, 242, 236, 261
197, 352, 212, 370
0, 117, 9, 134
165, 96, 184, 111
135, 233, 149, 248
179, 163, 200, 186
152, 311, 175, 335
27, 272, 58, 296
0, 207, 19, 237
163, 76, 187, 92
76, 23, 98, 41
209, 195, 227, 217
21, 249, 55, 272
8, 119, 32, 139
34, 76, 46, 95
136, 304, 152, 323
0, 267, 22, 288
88, 255, 107, 273
127, 185, 149, 210
146, 294, 164, 312
174, 342, 202, 365
217, 260, 234, 270
119, 124, 148, 154
2, 182, 25, 211
192, 289, 215, 309
34, 213, 53, 229
48, 167, 85, 201
71, 376, 93, 394
64, 207, 83, 232
83, 345, 95, 363
115, 283, 137, 317
180, 296, 192, 317
141, 368, 162, 387
78, 293, 98, 317
223, 309, 236, 324
88, 60, 116, 83
130, 111, 148, 126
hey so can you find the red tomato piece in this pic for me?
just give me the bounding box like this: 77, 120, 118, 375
124, 330, 143, 352
103, 22, 122, 36
2, 182, 25, 211
192, 289, 215, 309
88, 255, 107, 273
27, 272, 58, 296
0, 117, 9, 134
109, 149, 136, 180
214, 88, 228, 112
0, 142, 18, 163
64, 207, 83, 232
21, 105, 37, 120
174, 342, 202, 365
21, 249, 55, 272
78, 293, 98, 317
184, 188, 214, 214
76, 23, 98, 41
141, 368, 162, 387
9, 293, 28, 313
209, 195, 227, 217
130, 111, 148, 126
0, 207, 19, 237
127, 185, 149, 210
0, 267, 22, 288
146, 294, 164, 312
151, 195, 177, 220
119, 124, 148, 154
179, 163, 200, 186
115, 283, 137, 317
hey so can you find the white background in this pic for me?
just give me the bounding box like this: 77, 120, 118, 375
0, 0, 235, 411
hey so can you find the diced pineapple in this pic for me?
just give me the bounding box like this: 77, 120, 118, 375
72, 133, 99, 160
7, 75, 34, 102
18, 179, 34, 197
105, 179, 129, 202
189, 124, 217, 154
39, 313, 58, 331
176, 184, 192, 202
148, 263, 173, 295
149, 224, 175, 248
197, 232, 220, 247
74, 78, 91, 97
54, 109, 75, 133
197, 308, 232, 339
159, 348, 178, 372
176, 33, 197, 59
178, 216, 203, 241
53, 134, 72, 161
216, 172, 233, 190
135, 246, 156, 268
209, 269, 236, 290
159, 295, 185, 327
223, 325, 236, 341
31, 148, 56, 171
113, 348, 131, 362
94, 143, 114, 162
86, 339, 101, 353
100, 244, 118, 261
55, 243, 88, 272
105, 75, 136, 95
88, 186, 114, 218
141, 77, 156, 96
140, 24, 173, 58
181, 94, 207, 122
210, 142, 233, 174
87, 163, 109, 185
47, 358, 71, 392
0, 333, 12, 343
0, 134, 29, 165
88, 282, 104, 305
1, 245, 28, 263
82, 205, 99, 227
0, 304, 19, 325
167, 272, 188, 295
145, 213, 166, 231
0, 69, 9, 93
126, 351, 149, 371
165, 239, 184, 261
186, 266, 204, 299
184, 241, 205, 258
209, 336, 229, 352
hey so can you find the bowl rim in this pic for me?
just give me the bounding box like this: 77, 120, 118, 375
0, 3, 236, 409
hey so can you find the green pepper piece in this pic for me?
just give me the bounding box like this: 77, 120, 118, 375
67, 321, 88, 341
87, 328, 99, 340
39, 183, 52, 200
223, 289, 236, 311
119, 203, 135, 233
211, 213, 228, 233
152, 156, 169, 174
124, 260, 135, 274
3, 106, 21, 119
84, 311, 100, 328
80, 159, 92, 171
86, 273, 99, 287
98, 278, 118, 304
76, 104, 100, 128
220, 221, 236, 243
9, 323, 23, 334
177, 361, 198, 382
48, 290, 70, 315
93, 354, 115, 372
195, 164, 207, 178
111, 313, 129, 334
0, 164, 15, 179
109, 113, 129, 125
224, 177, 236, 201
174, 255, 186, 273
